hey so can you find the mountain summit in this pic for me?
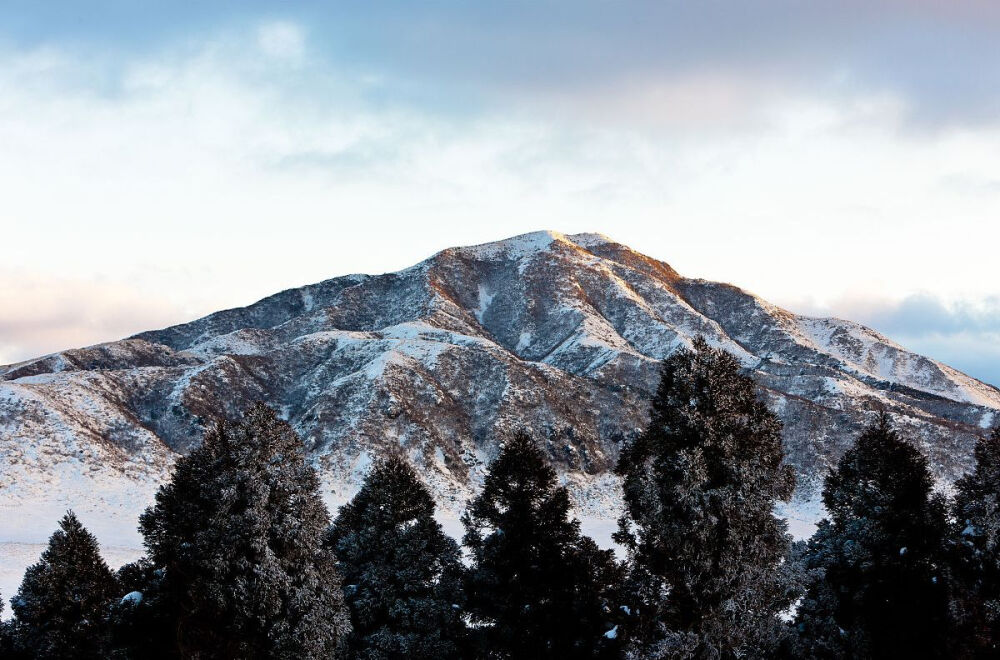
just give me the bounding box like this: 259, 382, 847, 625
2, 231, 998, 539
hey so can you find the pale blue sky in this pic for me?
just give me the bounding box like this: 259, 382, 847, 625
1, 1, 998, 385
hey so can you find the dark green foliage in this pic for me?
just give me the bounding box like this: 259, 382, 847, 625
793, 414, 951, 659
950, 427, 1000, 658
137, 402, 351, 659
615, 337, 797, 658
108, 558, 175, 659
463, 432, 623, 659
115, 557, 158, 596
9, 511, 119, 659
327, 455, 468, 659
0, 591, 14, 659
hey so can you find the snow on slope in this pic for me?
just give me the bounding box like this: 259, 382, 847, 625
1, 230, 998, 558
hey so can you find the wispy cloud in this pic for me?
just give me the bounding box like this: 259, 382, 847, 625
256, 21, 305, 61
5, 2, 1000, 130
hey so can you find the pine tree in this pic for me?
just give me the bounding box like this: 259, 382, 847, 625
9, 511, 119, 659
463, 432, 623, 659
138, 402, 351, 659
793, 414, 951, 659
615, 337, 797, 659
327, 455, 468, 659
108, 558, 175, 659
0, 591, 12, 659
950, 427, 1000, 658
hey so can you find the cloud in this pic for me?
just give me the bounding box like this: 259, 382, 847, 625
857, 295, 1000, 337
3, 2, 1000, 130
336, 1, 1000, 130
256, 21, 304, 61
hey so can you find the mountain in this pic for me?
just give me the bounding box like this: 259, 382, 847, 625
2, 231, 998, 547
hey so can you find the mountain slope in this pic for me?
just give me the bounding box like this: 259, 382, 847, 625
2, 231, 998, 547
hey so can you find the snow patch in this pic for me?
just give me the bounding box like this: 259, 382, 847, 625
475, 284, 494, 323
301, 288, 316, 312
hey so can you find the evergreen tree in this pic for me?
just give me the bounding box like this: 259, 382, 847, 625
463, 432, 623, 659
793, 414, 951, 659
108, 558, 175, 659
327, 455, 468, 659
138, 402, 351, 659
615, 337, 797, 659
9, 511, 119, 659
950, 427, 1000, 658
0, 591, 13, 659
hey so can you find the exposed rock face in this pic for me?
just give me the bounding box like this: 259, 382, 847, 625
2, 231, 998, 532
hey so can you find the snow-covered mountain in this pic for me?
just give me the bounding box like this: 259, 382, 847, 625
2, 230, 998, 547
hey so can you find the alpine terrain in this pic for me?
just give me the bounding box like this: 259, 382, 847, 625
2, 231, 998, 551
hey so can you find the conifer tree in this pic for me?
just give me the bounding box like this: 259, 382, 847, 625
9, 511, 119, 659
0, 591, 13, 659
950, 427, 1000, 658
108, 558, 174, 659
793, 414, 951, 659
327, 455, 468, 659
615, 337, 797, 658
463, 432, 622, 659
138, 402, 351, 659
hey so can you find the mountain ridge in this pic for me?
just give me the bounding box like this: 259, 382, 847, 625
1, 230, 998, 548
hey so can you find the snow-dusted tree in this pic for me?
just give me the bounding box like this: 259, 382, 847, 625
463, 432, 623, 659
327, 455, 468, 659
793, 414, 951, 659
9, 511, 119, 659
108, 558, 175, 659
950, 427, 1000, 658
138, 402, 351, 659
615, 337, 797, 658
0, 591, 13, 659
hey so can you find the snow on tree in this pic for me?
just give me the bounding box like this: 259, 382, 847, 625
138, 402, 351, 658
108, 558, 175, 659
462, 432, 623, 659
793, 413, 951, 659
8, 511, 119, 659
615, 337, 797, 659
950, 426, 1000, 657
0, 590, 12, 659
327, 454, 468, 659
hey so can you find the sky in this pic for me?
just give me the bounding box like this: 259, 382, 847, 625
0, 1, 998, 385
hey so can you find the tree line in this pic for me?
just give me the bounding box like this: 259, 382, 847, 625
1, 337, 998, 659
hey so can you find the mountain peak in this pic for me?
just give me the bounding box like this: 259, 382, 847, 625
452, 230, 569, 260
446, 230, 624, 262
566, 232, 616, 248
